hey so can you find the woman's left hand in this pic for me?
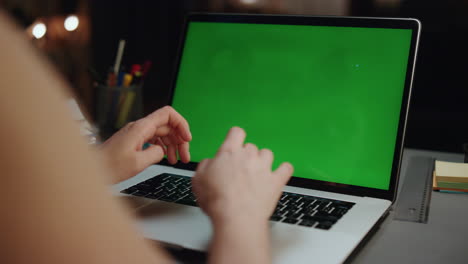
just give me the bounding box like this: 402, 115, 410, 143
100, 106, 192, 183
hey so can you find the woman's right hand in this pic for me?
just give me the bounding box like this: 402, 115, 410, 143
192, 127, 293, 228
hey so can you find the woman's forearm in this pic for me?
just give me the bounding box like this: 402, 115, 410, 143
0, 11, 172, 264
209, 219, 271, 264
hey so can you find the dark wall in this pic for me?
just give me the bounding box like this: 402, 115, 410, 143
90, 0, 201, 116
357, 0, 468, 153
400, 0, 468, 153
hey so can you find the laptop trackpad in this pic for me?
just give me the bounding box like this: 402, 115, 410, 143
133, 200, 212, 250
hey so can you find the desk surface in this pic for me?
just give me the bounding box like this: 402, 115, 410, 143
352, 148, 468, 263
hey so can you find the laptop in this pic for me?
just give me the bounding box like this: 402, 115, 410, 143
113, 14, 420, 263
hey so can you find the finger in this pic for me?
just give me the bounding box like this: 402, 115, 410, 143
161, 134, 181, 146
161, 135, 173, 146
167, 144, 178, 164
143, 106, 192, 141
155, 138, 167, 155
196, 158, 211, 173
138, 144, 165, 169
217, 127, 246, 154
146, 136, 166, 154
122, 121, 135, 132
273, 162, 294, 186
259, 148, 274, 166
162, 134, 182, 164
174, 134, 185, 145
244, 143, 258, 156
170, 134, 187, 162
190, 176, 203, 204
178, 142, 190, 163
148, 133, 161, 145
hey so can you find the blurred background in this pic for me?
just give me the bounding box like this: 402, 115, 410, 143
1, 0, 467, 153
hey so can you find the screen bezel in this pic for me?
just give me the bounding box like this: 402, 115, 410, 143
165, 13, 421, 202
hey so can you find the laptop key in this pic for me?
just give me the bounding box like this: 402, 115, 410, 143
333, 208, 348, 216
334, 203, 354, 210
316, 221, 333, 230
302, 208, 315, 216
315, 201, 328, 211
270, 215, 283, 222
135, 184, 156, 192
121, 187, 138, 194
271, 211, 283, 219
145, 193, 160, 199
132, 190, 149, 197
314, 210, 332, 218
291, 213, 304, 220
144, 178, 163, 186
299, 220, 317, 227
303, 215, 338, 224
282, 218, 299, 224
159, 195, 178, 202
282, 210, 293, 217
171, 193, 186, 201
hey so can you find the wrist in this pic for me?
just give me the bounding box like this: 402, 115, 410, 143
209, 214, 271, 264
97, 146, 126, 184
211, 213, 269, 233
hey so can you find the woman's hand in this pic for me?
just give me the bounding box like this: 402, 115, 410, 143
192, 126, 293, 227
100, 106, 192, 183
192, 127, 293, 264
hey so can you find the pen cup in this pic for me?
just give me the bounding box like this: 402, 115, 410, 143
95, 84, 143, 138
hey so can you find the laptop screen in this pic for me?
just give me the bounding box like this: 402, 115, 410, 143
172, 20, 413, 191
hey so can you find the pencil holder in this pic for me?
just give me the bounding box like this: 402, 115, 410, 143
95, 84, 143, 138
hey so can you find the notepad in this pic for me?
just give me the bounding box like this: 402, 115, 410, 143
435, 161, 468, 183
433, 160, 468, 192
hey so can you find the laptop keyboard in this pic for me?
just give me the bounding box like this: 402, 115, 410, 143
121, 173, 355, 230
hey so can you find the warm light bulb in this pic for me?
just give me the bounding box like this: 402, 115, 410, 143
64, 15, 79, 31
32, 22, 47, 39
240, 0, 258, 4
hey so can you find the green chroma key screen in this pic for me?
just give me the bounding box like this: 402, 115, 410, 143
172, 21, 412, 190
